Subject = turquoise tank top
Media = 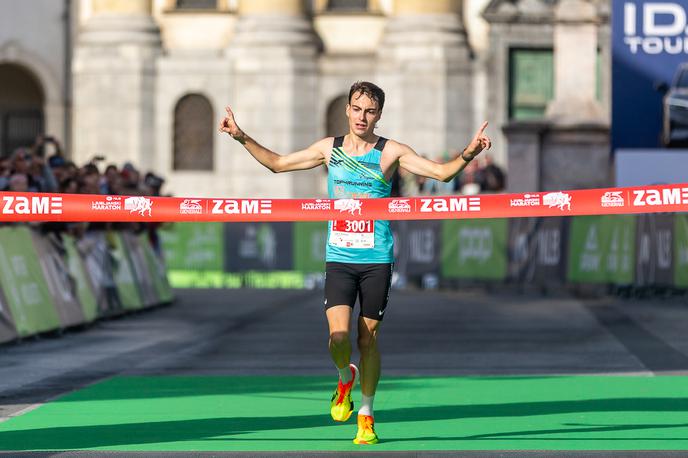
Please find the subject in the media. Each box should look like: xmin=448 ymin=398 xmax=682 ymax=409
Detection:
xmin=326 ymin=136 xmax=394 ymax=263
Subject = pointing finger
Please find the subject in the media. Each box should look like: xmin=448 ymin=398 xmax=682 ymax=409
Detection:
xmin=477 ymin=121 xmax=488 ymax=135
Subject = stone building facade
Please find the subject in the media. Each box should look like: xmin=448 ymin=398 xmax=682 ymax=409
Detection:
xmin=0 ymin=0 xmax=611 ymax=198
xmin=0 ymin=0 xmax=74 ymax=155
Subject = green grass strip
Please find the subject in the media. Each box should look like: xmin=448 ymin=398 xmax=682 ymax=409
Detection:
xmin=2 ymin=375 xmax=688 ymax=451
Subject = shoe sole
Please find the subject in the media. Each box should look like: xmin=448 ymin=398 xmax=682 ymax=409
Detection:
xmin=353 ymin=438 xmax=379 ymax=445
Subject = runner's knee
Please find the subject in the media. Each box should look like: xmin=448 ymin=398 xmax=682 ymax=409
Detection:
xmin=330 ymin=330 xmax=349 ymax=347
xmin=357 ymin=332 xmax=377 ymax=354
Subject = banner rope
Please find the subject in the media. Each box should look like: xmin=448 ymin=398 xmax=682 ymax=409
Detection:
xmin=0 ymin=183 xmax=686 ymax=222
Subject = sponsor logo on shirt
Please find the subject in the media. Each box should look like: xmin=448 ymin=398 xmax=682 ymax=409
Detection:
xmin=334 ymin=179 xmax=372 ymax=188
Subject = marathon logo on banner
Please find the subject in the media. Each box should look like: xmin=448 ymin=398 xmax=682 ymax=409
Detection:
xmin=419 ymin=197 xmax=480 ymax=213
xmin=211 ymin=199 xmax=272 ymax=215
xmin=301 ymin=199 xmax=331 ymax=211
xmin=510 ymin=193 xmax=541 ymax=207
xmin=2 ymin=196 xmax=62 ymax=215
xmin=92 ymin=196 xmax=122 ymax=211
xmin=633 ymin=186 xmax=688 ymax=206
xmin=624 ymin=2 xmax=688 ymax=55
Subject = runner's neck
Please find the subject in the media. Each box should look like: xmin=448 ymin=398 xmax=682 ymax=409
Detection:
xmin=344 ymin=133 xmax=379 ymax=156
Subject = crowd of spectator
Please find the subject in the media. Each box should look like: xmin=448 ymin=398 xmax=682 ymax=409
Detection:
xmin=0 ymin=135 xmax=165 ymax=198
xmin=1 ymin=134 xmax=167 ymax=255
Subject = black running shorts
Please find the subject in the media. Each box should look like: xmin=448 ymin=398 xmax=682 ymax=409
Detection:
xmin=324 ymin=262 xmax=394 ymax=321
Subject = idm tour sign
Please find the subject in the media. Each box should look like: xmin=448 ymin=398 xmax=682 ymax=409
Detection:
xmin=623 ymin=2 xmax=688 ymax=54
xmin=613 ymin=1 xmax=688 ymax=149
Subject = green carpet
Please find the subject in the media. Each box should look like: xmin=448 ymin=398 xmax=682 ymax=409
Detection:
xmin=2 ymin=375 xmax=688 ymax=451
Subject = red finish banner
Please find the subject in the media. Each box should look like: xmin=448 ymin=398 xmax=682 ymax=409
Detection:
xmin=0 ymin=183 xmax=687 ymax=222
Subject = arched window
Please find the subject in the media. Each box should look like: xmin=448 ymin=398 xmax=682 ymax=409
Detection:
xmin=173 ymin=94 xmax=214 ymax=171
xmin=326 ymin=0 xmax=368 ymax=11
xmin=326 ymin=95 xmax=349 ymax=137
xmin=0 ymin=64 xmax=44 ymax=156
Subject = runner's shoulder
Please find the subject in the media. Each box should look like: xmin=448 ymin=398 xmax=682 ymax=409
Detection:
xmin=306 ymin=137 xmax=335 ymax=158
xmin=312 ymin=136 xmax=336 ymax=151
xmin=380 ymin=138 xmax=413 ymax=157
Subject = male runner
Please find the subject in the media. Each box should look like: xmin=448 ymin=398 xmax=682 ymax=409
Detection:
xmin=219 ymin=81 xmax=491 ymax=444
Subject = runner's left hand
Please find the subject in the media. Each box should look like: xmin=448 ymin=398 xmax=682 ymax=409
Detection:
xmin=463 ymin=121 xmax=492 ymax=160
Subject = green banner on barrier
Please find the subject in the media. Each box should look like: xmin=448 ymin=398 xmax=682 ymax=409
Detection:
xmin=293 ymin=222 xmax=327 ymax=273
xmin=111 ymin=232 xmax=144 ymax=310
xmin=441 ymin=219 xmax=507 ymax=280
xmin=167 ymin=270 xmax=305 ymax=289
xmin=139 ymin=233 xmax=174 ymax=303
xmin=567 ymin=215 xmax=636 ymax=284
xmin=675 ymin=214 xmax=688 ymax=288
xmin=0 ymin=226 xmax=60 ymax=336
xmin=63 ymin=235 xmax=99 ymax=322
xmin=161 ymin=223 xmax=223 ymax=271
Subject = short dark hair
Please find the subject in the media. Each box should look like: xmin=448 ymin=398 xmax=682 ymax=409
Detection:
xmin=348 ymin=81 xmax=385 ymax=111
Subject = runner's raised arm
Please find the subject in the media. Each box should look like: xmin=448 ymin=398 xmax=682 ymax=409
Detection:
xmin=219 ymin=106 xmax=330 ymax=173
xmin=395 ymin=121 xmax=492 ymax=182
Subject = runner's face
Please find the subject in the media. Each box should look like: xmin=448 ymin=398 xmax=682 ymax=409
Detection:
xmin=346 ymin=92 xmax=381 ymax=137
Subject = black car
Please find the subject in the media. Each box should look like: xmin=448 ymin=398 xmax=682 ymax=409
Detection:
xmin=661 ymin=63 xmax=688 ymax=146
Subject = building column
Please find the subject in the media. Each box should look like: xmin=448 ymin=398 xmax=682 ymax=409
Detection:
xmin=505 ymin=0 xmax=610 ymax=193
xmin=376 ymin=0 xmax=473 ymax=156
xmin=72 ymin=0 xmax=161 ymax=170
xmin=227 ymin=0 xmax=319 ymax=198
xmin=536 ymin=0 xmax=610 ymax=191
xmin=545 ymin=0 xmax=604 ymax=124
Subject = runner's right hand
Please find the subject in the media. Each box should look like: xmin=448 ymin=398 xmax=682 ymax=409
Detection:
xmin=219 ymin=106 xmax=246 ymax=143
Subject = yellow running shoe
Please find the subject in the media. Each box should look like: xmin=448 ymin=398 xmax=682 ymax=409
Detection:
xmin=353 ymin=414 xmax=378 ymax=444
xmin=330 ymin=363 xmax=358 ymax=422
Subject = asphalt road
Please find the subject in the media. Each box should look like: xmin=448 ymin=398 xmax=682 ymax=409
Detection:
xmin=1 ymin=287 xmax=688 ymax=457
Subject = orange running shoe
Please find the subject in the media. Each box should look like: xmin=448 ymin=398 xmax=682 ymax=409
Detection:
xmin=353 ymin=414 xmax=379 ymax=444
xmin=329 ymin=363 xmax=358 ymax=422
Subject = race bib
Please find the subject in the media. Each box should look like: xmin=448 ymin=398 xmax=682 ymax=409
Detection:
xmin=329 ymin=220 xmax=375 ymax=249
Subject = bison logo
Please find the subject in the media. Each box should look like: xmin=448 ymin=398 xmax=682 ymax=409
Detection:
xmin=124 ymin=197 xmax=153 ymax=216
xmin=334 ymin=198 xmax=362 ymax=215
xmin=542 ymin=192 xmax=571 ymax=211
